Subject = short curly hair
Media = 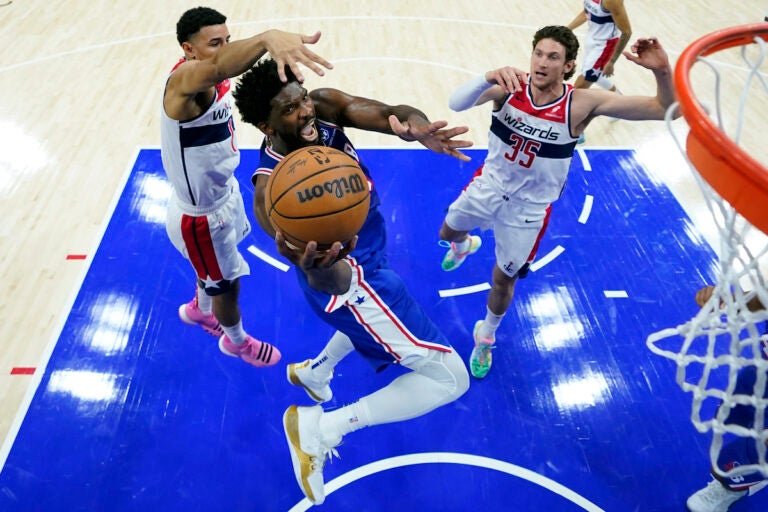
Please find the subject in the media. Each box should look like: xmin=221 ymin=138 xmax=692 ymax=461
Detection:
xmin=532 ymin=26 xmax=580 ymax=81
xmin=176 ymin=7 xmax=226 ymax=45
xmin=233 ymin=58 xmax=298 ymax=127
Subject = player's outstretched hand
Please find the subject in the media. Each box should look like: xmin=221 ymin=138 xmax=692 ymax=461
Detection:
xmin=389 ymin=116 xmax=473 ymax=162
xmin=622 ymin=37 xmax=670 ymax=71
xmin=262 ymin=29 xmax=334 ymax=83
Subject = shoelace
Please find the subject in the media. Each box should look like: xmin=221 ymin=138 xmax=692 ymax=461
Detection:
xmin=311 ymin=445 xmax=341 ymax=472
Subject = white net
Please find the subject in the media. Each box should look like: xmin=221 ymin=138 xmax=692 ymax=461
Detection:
xmin=646 ymin=30 xmax=768 ymax=480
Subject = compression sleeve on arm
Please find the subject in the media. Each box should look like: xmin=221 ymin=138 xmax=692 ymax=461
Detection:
xmin=448 ymin=74 xmax=493 ymax=111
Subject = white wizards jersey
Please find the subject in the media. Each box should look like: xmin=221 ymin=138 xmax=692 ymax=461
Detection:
xmin=161 ymin=59 xmax=239 ymax=211
xmin=584 ymin=0 xmax=620 ymax=41
xmin=483 ymin=83 xmax=578 ymax=205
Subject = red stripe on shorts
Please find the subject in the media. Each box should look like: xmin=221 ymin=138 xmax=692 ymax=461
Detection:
xmin=181 ymin=215 xmax=224 ymax=281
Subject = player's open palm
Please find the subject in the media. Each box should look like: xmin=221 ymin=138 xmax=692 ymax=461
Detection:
xmin=388 ymin=116 xmax=473 ymax=162
xmin=262 ymin=29 xmax=333 ymax=82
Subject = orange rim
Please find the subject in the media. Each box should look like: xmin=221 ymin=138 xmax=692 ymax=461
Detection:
xmin=675 ymin=23 xmax=768 ymax=234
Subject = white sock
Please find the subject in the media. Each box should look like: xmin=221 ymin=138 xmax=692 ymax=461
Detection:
xmin=222 ymin=320 xmax=247 ymax=345
xmin=196 ymin=287 xmax=213 ymax=315
xmin=452 ymin=235 xmax=471 ymax=254
xmin=596 ymin=74 xmax=615 ymax=91
xmin=312 ymin=331 xmax=354 ymax=380
xmin=319 ymin=400 xmax=370 ymax=443
xmin=480 ymin=306 xmax=505 ymax=339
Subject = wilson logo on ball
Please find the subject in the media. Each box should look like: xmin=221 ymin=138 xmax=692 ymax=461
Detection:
xmin=295 ymin=174 xmax=367 ymax=203
xmin=266 ymin=146 xmax=371 ymax=250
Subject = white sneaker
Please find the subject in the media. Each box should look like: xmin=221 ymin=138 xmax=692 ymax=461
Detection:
xmin=283 ymin=405 xmax=341 ymax=505
xmin=287 ymin=359 xmax=333 ymax=403
xmin=686 ymin=479 xmax=747 ymax=512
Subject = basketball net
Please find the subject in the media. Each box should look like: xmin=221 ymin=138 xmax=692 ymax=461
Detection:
xmin=646 ymin=24 xmax=768 ymax=480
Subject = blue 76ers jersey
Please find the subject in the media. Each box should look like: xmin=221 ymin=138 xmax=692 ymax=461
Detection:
xmin=254 ymin=119 xmax=386 ymax=269
xmin=253 ymin=120 xmax=451 ymax=368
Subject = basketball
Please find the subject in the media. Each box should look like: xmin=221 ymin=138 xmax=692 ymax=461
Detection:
xmin=265 ymin=146 xmax=371 ymax=251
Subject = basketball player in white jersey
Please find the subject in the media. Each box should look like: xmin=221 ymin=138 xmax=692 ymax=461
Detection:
xmin=161 ymin=6 xmax=331 ymax=367
xmin=439 ymin=26 xmax=676 ymax=379
xmin=567 ymin=0 xmax=631 ymax=93
xmin=568 ymin=0 xmax=632 ymax=143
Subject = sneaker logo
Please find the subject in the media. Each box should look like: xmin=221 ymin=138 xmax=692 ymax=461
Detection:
xmin=310 ymin=356 xmax=328 ymax=370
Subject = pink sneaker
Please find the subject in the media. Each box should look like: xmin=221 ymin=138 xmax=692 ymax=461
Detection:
xmin=219 ymin=335 xmax=281 ymax=368
xmin=178 ymin=298 xmax=223 ymax=337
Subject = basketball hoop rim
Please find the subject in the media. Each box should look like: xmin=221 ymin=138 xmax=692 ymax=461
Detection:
xmin=675 ymin=23 xmax=768 ymax=234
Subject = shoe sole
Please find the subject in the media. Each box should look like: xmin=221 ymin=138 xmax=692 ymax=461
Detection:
xmin=217 ymin=336 xmax=239 ymax=358
xmin=283 ymin=406 xmax=323 ymax=504
xmin=287 ymin=362 xmax=328 ymax=403
xmin=179 ymin=305 xmax=222 ymax=337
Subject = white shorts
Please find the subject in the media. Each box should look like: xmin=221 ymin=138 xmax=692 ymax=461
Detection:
xmin=166 ymin=179 xmax=251 ymax=295
xmin=580 ymin=36 xmax=619 ymax=82
xmin=445 ymin=174 xmax=550 ymax=278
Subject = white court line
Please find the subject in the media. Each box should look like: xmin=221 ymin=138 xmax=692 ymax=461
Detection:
xmin=604 ymin=290 xmax=629 ymax=298
xmin=576 ymin=148 xmax=591 ymax=172
xmin=0 ymin=147 xmax=142 ymax=471
xmin=288 ymin=452 xmax=605 ymax=512
xmin=529 ymin=245 xmax=565 ymax=272
xmin=247 ymin=245 xmax=290 ymax=272
xmin=578 ymin=195 xmax=594 ymax=224
xmin=438 ymin=282 xmax=491 ymax=298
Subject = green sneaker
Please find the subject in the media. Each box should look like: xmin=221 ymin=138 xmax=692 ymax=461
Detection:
xmin=469 ymin=320 xmax=495 ymax=379
xmin=441 ymin=235 xmax=482 ymax=271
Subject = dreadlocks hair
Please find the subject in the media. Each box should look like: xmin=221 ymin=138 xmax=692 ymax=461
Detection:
xmin=176 ymin=6 xmax=226 ymax=45
xmin=233 ymin=58 xmax=299 ymax=127
xmin=532 ymin=25 xmax=580 ymax=81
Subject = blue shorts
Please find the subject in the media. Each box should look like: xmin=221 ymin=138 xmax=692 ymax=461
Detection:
xmin=717 ymin=365 xmax=768 ymax=490
xmin=297 ymin=258 xmax=451 ymax=371
xmin=717 ymin=437 xmax=767 ymax=490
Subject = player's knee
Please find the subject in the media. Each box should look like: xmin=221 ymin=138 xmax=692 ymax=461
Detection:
xmin=445 ymin=349 xmax=470 ymax=399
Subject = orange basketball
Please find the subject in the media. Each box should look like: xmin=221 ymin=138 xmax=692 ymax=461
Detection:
xmin=265 ymin=146 xmax=370 ymax=251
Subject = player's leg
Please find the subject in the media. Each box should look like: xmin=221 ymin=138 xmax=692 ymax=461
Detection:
xmin=687 ymin=436 xmax=766 ymax=511
xmin=208 ymin=192 xmax=279 ymax=367
xmin=287 ymin=330 xmax=355 ymax=403
xmin=321 ymin=347 xmax=469 ymax=436
xmin=440 ymin=171 xmax=495 ymax=271
xmin=469 ymin=203 xmax=550 ymax=378
xmin=166 ymin=197 xmax=224 ymax=336
xmin=283 ymin=347 xmax=469 ymax=504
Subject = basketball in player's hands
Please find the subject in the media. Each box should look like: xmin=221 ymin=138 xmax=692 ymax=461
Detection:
xmin=265 ymin=146 xmax=370 ymax=251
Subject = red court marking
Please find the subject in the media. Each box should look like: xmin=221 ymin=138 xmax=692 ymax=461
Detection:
xmin=10 ymin=367 xmax=36 ymax=375
xmin=66 ymin=254 xmax=87 ymax=260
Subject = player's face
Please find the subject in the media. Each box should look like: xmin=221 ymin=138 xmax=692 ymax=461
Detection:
xmin=529 ymin=38 xmax=574 ymax=89
xmin=267 ymin=82 xmax=319 ymax=152
xmin=183 ymin=24 xmax=231 ymax=61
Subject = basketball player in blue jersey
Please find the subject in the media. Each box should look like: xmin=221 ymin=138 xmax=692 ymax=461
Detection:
xmin=232 ymin=58 xmax=472 ymax=504
xmin=161 ymin=6 xmax=332 ymax=368
xmin=687 ymin=286 xmax=768 ymax=512
xmin=439 ymin=26 xmax=677 ymax=379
